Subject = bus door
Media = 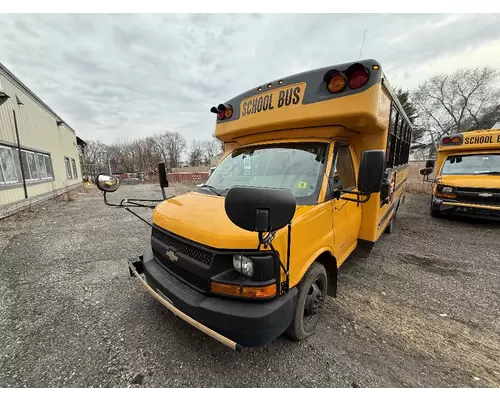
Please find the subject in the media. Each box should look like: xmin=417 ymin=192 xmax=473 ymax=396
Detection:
xmin=327 ymin=143 xmax=362 ymax=262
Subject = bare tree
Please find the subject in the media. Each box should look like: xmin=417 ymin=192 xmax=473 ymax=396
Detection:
xmin=413 ymin=67 xmax=500 ymax=152
xmin=80 ymin=140 xmax=109 ymax=176
xmin=155 ymin=131 xmax=186 ymax=169
xmin=189 ymin=140 xmax=203 ymax=167
xmin=201 ymin=138 xmax=223 ymax=166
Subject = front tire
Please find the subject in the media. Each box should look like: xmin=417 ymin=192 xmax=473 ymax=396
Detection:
xmin=285 ymin=262 xmax=327 ymax=341
xmin=384 ymin=214 xmax=395 ymax=234
xmin=430 ymin=196 xmax=442 ymax=218
xmin=430 ymin=208 xmax=442 ymax=218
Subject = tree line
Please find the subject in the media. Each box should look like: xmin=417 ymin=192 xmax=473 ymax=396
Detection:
xmin=396 ymin=66 xmax=500 ymax=158
xmin=81 ymin=131 xmax=223 ymax=176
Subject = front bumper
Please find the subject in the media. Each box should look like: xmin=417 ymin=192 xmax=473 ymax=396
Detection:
xmin=432 ymin=196 xmax=500 ymax=220
xmin=129 ymin=245 xmax=298 ymax=349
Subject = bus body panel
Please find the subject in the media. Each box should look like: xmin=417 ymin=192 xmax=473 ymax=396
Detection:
xmin=216 ymin=84 xmax=387 ymax=142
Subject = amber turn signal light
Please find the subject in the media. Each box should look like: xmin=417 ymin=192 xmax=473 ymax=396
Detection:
xmin=327 ymin=73 xmax=347 ymax=94
xmin=435 ymin=192 xmax=456 ymax=199
xmin=210 ymin=281 xmax=276 ymax=299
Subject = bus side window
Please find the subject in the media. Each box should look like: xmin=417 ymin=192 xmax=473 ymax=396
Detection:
xmin=328 ymin=145 xmax=356 ymax=198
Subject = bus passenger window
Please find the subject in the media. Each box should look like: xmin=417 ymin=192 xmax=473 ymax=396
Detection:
xmin=332 ymin=146 xmax=356 ymax=191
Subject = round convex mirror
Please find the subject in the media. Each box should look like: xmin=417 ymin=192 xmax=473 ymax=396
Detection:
xmin=96 ymin=174 xmax=120 ymax=192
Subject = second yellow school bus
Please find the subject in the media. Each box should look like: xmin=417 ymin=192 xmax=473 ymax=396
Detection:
xmin=421 ymin=128 xmax=500 ymax=220
xmin=99 ymin=59 xmax=414 ymax=349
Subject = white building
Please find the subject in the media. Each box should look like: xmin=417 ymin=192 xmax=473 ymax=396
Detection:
xmin=0 ymin=63 xmax=85 ymax=219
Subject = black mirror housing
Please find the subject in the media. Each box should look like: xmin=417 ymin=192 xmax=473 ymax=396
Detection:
xmin=420 ymin=167 xmax=433 ymax=176
xmin=158 ymin=162 xmax=168 ymax=188
xmin=225 ymin=187 xmax=296 ymax=232
xmin=425 ymin=159 xmax=435 ymax=169
xmin=357 ymin=150 xmax=385 ymax=194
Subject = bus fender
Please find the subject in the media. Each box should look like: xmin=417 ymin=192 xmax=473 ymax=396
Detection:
xmin=315 ymin=251 xmax=337 ymax=298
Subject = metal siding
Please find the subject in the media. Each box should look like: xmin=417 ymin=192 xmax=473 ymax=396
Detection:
xmin=0 ymin=69 xmax=80 ymax=207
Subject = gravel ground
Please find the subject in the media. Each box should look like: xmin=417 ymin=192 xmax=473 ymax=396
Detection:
xmin=1 ymin=184 xmax=499 ymax=388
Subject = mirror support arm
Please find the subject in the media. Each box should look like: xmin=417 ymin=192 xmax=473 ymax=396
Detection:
xmin=340 ymin=193 xmax=371 ymax=204
xmin=124 ymin=207 xmax=153 ymax=227
xmin=335 ymin=189 xmax=372 ymax=204
xmin=103 ymin=192 xmax=167 ymax=209
xmin=258 ymin=223 xmax=292 ymax=295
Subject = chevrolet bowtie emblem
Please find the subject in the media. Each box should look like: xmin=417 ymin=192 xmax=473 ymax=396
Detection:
xmin=478 ymin=192 xmax=493 ymax=197
xmin=165 ymin=249 xmax=179 ymax=262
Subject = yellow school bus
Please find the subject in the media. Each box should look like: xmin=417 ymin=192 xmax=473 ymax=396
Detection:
xmin=420 ymin=129 xmax=500 ymax=220
xmin=96 ymin=59 xmax=413 ymax=350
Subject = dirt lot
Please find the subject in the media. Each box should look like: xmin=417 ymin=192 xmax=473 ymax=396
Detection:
xmin=1 ymin=184 xmax=499 ymax=388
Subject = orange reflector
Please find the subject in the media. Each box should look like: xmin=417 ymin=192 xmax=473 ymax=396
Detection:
xmin=327 ymin=73 xmax=347 ymax=94
xmin=451 ymin=136 xmax=460 ymax=143
xmin=210 ymin=282 xmax=276 ymax=299
xmin=435 ymin=192 xmax=456 ymax=199
xmin=224 ymin=106 xmax=233 ymax=119
xmin=372 ymin=65 xmax=379 ymax=70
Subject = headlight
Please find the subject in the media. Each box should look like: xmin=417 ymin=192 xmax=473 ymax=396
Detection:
xmin=441 ymin=186 xmax=453 ymax=193
xmin=233 ymin=255 xmax=254 ymax=277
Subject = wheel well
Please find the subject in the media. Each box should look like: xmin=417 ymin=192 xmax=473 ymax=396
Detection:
xmin=316 ymin=251 xmax=337 ymax=297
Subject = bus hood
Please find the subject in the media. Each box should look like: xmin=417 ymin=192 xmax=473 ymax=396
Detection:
xmin=437 ymin=175 xmax=500 ymax=189
xmin=152 ymin=191 xmax=308 ymax=249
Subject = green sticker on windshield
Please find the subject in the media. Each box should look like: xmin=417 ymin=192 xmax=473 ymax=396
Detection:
xmin=297 ymin=181 xmax=307 ymax=189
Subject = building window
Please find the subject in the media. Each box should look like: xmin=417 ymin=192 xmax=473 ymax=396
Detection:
xmin=27 ymin=151 xmax=39 ymax=180
xmin=36 ymin=153 xmax=54 ymax=180
xmin=0 ymin=145 xmax=19 ymax=184
xmin=21 ymin=149 xmax=53 ymax=182
xmin=71 ymin=158 xmax=78 ymax=179
xmin=65 ymin=157 xmax=73 ymax=180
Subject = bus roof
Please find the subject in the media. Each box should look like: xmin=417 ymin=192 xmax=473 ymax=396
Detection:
xmin=438 ymin=129 xmax=500 ymax=152
xmin=212 ymin=59 xmax=411 ymax=142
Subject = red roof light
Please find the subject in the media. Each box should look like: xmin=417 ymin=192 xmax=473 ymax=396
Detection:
xmin=346 ymin=64 xmax=369 ymax=89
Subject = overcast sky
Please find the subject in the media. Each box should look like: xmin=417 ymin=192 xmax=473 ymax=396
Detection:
xmin=1 ymin=13 xmax=499 ymax=145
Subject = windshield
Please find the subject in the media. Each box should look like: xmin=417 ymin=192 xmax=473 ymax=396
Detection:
xmin=441 ymin=154 xmax=500 ymax=175
xmin=202 ymin=142 xmax=328 ymax=204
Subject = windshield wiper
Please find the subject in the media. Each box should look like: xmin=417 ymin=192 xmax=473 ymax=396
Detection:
xmin=200 ymin=184 xmax=223 ymax=196
xmin=474 ymin=171 xmax=500 ymax=175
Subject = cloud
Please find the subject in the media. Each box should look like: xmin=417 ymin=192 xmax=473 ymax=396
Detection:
xmin=0 ymin=13 xmax=499 ymax=145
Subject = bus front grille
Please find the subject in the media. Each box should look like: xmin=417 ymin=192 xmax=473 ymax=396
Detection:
xmin=455 ymin=187 xmax=500 ymax=206
xmin=153 ymin=249 xmax=210 ymax=292
xmin=151 ymin=227 xmax=213 ymax=266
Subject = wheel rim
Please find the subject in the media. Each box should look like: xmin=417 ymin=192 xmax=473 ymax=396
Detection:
xmin=303 ymin=278 xmax=325 ymax=328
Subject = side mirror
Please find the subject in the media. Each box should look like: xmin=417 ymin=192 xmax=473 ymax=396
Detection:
xmin=96 ymin=174 xmax=120 ymax=192
xmin=224 ymin=187 xmax=296 ymax=232
xmin=420 ymin=167 xmax=433 ymax=176
xmin=158 ymin=162 xmax=168 ymax=188
xmin=357 ymin=150 xmax=385 ymax=194
xmin=425 ymin=160 xmax=435 ymax=169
